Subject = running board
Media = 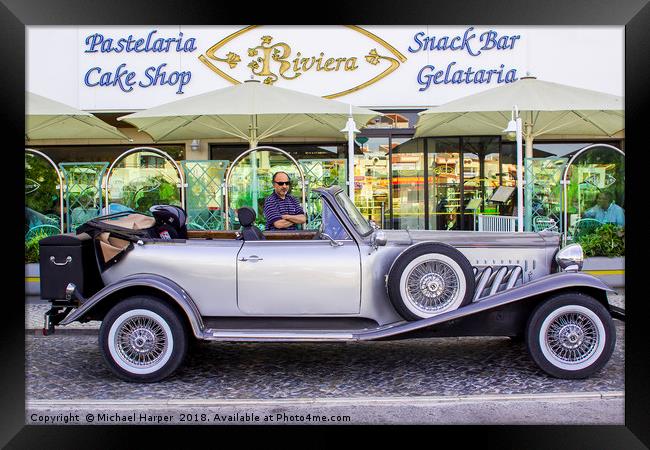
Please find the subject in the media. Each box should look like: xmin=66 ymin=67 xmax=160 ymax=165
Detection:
xmin=203 ymin=329 xmax=356 ymax=342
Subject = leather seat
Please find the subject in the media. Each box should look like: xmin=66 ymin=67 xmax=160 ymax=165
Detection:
xmin=237 ymin=207 xmax=265 ymax=241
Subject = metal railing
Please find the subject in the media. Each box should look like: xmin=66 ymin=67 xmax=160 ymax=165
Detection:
xmin=477 ymin=214 xmax=518 ymax=232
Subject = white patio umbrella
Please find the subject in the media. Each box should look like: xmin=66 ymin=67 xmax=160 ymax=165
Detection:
xmin=119 ymin=79 xmax=380 ymax=204
xmin=118 ymin=79 xmax=379 ymax=146
xmin=415 ymin=77 xmax=624 ymax=157
xmin=415 ymin=77 xmax=624 ymax=231
xmin=26 ymin=92 xmax=130 ymax=141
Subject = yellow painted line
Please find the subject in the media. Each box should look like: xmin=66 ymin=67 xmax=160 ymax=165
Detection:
xmin=25 ymin=277 xmax=40 ymax=282
xmin=584 ymin=270 xmax=625 ymax=276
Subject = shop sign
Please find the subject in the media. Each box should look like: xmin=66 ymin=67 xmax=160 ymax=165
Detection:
xmin=408 ymin=27 xmax=520 ymax=91
xmin=199 ymin=26 xmax=407 ymax=99
xmin=82 ymin=30 xmax=197 ymax=94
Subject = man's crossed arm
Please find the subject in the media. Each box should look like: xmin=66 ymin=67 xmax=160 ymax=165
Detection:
xmin=273 ymin=214 xmax=306 ymax=229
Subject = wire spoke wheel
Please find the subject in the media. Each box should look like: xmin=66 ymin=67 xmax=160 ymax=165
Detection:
xmin=544 ymin=311 xmax=599 ymax=365
xmin=115 ymin=315 xmax=168 ymax=369
xmin=527 ymin=294 xmax=615 ymax=379
xmin=105 ymin=306 xmax=178 ymax=378
xmin=405 ymin=260 xmax=460 ymax=313
xmin=390 ymin=244 xmax=474 ymax=321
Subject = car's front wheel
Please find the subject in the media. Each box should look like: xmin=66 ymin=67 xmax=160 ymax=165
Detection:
xmin=526 ymin=292 xmax=616 ymax=379
xmin=99 ymin=296 xmax=188 ymax=382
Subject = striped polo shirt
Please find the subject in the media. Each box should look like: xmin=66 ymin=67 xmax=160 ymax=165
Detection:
xmin=263 ymin=192 xmax=305 ymax=231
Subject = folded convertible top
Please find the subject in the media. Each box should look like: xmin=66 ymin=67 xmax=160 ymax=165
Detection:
xmin=76 ymin=212 xmax=158 ymax=267
xmin=77 ymin=212 xmax=156 ymax=239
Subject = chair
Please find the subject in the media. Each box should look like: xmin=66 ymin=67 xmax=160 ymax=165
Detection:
xmin=533 ymin=216 xmax=558 ymax=232
xmin=237 ymin=207 xmax=265 ymax=241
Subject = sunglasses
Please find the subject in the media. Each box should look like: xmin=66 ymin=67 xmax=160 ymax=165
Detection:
xmin=274 ymin=181 xmax=291 ymax=186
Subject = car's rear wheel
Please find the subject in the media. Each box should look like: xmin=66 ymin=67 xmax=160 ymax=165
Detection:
xmin=99 ymin=296 xmax=188 ymax=382
xmin=525 ymin=292 xmax=616 ymax=379
xmin=387 ymin=243 xmax=475 ymax=321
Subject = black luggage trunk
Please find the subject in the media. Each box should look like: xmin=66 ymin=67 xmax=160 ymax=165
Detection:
xmin=39 ymin=233 xmax=103 ymax=300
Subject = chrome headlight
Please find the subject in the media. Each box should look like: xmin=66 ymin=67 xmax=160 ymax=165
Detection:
xmin=555 ymin=244 xmax=584 ymax=272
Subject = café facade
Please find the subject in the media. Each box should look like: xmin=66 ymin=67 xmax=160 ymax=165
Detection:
xmin=26 ymin=25 xmax=624 ymax=233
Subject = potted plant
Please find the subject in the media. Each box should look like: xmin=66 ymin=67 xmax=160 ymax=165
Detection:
xmin=578 ymin=223 xmax=625 ymax=287
xmin=25 ymin=231 xmax=46 ymax=297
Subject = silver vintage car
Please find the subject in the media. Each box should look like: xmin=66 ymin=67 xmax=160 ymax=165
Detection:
xmin=39 ymin=184 xmax=621 ymax=382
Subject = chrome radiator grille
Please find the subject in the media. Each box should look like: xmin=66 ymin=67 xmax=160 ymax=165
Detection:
xmin=472 ymin=265 xmax=524 ymax=301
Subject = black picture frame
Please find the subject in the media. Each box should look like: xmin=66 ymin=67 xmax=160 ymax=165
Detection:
xmin=4 ymin=0 xmax=649 ymax=446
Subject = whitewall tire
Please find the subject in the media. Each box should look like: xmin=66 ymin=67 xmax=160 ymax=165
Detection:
xmin=526 ymin=292 xmax=616 ymax=379
xmin=99 ymin=296 xmax=188 ymax=382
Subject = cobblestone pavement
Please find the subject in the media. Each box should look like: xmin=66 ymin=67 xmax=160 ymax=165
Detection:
xmin=26 ymin=321 xmax=624 ymax=401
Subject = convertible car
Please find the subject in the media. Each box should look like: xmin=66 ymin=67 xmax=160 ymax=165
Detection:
xmin=38 ymin=185 xmax=623 ymax=382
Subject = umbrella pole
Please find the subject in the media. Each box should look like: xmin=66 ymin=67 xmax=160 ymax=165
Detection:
xmin=524 ymin=123 xmax=534 ymax=231
xmin=250 ymin=115 xmax=259 ymax=216
xmin=348 ymin=129 xmax=355 ymax=203
xmin=342 ymin=105 xmax=359 ymax=203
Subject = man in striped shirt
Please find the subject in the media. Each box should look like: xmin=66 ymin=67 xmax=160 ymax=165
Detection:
xmin=263 ymin=171 xmax=306 ymax=231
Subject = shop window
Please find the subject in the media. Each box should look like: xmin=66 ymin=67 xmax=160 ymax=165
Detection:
xmin=354 ymin=137 xmax=390 ymax=228
xmin=139 ymin=154 xmax=166 ymax=168
xmin=565 ymin=145 xmax=625 ymax=249
xmin=462 ymin=137 xmax=500 ymax=230
xmin=363 ymin=110 xmax=421 ymax=129
xmin=365 ymin=113 xmax=410 ymax=129
xmin=500 ymin=143 xmax=517 ymax=187
xmin=391 ymin=138 xmax=424 ymax=230
xmin=210 ymin=143 xmax=348 ymax=163
xmin=28 ymin=144 xmax=185 ymax=165
xmin=427 ymin=138 xmax=461 ymax=230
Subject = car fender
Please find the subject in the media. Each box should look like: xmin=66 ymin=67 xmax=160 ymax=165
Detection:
xmin=358 ymin=271 xmax=615 ymax=341
xmin=59 ymin=273 xmax=204 ymax=337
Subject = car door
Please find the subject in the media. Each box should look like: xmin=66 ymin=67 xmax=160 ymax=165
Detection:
xmin=237 ymin=201 xmax=361 ymax=315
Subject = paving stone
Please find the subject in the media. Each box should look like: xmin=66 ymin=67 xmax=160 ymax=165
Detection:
xmin=25 ymin=321 xmax=624 ymax=401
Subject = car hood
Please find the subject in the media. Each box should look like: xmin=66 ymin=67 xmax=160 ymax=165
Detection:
xmin=379 ymin=229 xmax=561 ymax=248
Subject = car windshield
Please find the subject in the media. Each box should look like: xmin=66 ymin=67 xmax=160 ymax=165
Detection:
xmin=334 ymin=191 xmax=373 ymax=236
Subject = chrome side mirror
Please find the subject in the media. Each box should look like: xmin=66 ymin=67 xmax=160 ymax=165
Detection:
xmin=368 ymin=219 xmax=380 ymax=230
xmin=369 ymin=230 xmax=388 ymax=254
xmin=373 ymin=230 xmax=387 ymax=247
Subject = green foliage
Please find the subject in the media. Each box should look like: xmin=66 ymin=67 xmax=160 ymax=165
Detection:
xmin=121 ymin=175 xmax=180 ymax=213
xmin=577 ymin=223 xmax=625 ymax=258
xmin=25 ymin=231 xmax=49 ymax=264
xmin=231 ymin=190 xmax=269 ymax=228
xmin=25 ymin=155 xmax=60 ymax=216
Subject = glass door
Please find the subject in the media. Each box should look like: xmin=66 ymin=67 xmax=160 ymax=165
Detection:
xmin=461 ymin=137 xmax=500 ymax=230
xmin=391 ymin=138 xmax=425 ymax=230
xmin=427 ymin=138 xmax=461 ymax=230
xmin=354 ymin=137 xmax=390 ymax=228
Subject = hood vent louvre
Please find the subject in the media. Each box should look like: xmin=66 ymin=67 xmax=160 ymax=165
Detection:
xmin=472 ymin=265 xmax=524 ymax=302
